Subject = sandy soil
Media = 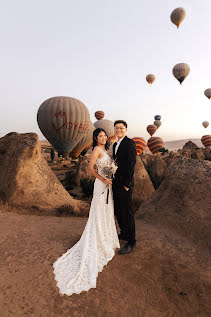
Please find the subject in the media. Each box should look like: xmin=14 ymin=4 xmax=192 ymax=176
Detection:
xmin=0 ymin=207 xmax=210 ymax=317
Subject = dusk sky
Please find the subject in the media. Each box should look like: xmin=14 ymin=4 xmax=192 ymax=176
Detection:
xmin=0 ymin=0 xmax=211 ymax=141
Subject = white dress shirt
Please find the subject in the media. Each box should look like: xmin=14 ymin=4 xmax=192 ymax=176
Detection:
xmin=115 ymin=136 xmax=125 ymax=155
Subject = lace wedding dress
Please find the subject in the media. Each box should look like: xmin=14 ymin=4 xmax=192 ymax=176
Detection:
xmin=53 ymin=151 xmax=120 ymax=296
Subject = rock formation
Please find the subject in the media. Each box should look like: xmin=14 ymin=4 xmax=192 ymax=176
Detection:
xmin=0 ymin=132 xmax=86 ymax=213
xmin=74 ymin=156 xmax=95 ymax=186
xmin=138 ymin=157 xmax=211 ymax=248
xmin=133 ymin=156 xmax=154 ymax=211
xmin=182 ymin=140 xmax=198 ymax=152
xmin=141 ymin=155 xmax=167 ymax=189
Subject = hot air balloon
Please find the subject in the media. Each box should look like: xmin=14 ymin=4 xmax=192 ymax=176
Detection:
xmin=201 ymin=135 xmax=211 ymax=148
xmin=94 ymin=119 xmax=115 ymax=138
xmin=202 ymin=121 xmax=209 ymax=129
xmin=154 ymin=115 xmax=161 ymax=121
xmin=170 ymin=7 xmax=186 ymax=28
xmin=132 ymin=137 xmax=147 ymax=155
xmin=147 ymin=137 xmax=164 ymax=154
xmin=37 ymin=96 xmax=90 ymax=158
xmin=154 ymin=120 xmax=162 ymax=129
xmin=147 ymin=124 xmax=157 ymax=136
xmin=108 ymin=135 xmax=117 ymax=144
xmin=146 ymin=74 xmax=155 ymax=85
xmin=69 ymin=122 xmax=95 ymax=159
xmin=95 ymin=111 xmax=104 ymax=120
xmin=172 ymin=63 xmax=190 ymax=84
xmin=204 ymin=89 xmax=211 ymax=100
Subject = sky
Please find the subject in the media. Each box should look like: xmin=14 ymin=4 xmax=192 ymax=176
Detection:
xmin=0 ymin=0 xmax=211 ymax=142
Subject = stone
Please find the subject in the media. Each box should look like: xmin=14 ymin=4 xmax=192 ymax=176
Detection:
xmin=133 ymin=157 xmax=155 ymax=211
xmin=191 ymin=149 xmax=205 ymax=160
xmin=0 ymin=132 xmax=85 ymax=213
xmin=137 ymin=157 xmax=211 ymax=248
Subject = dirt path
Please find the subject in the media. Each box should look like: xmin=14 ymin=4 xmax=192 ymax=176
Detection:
xmin=0 ymin=209 xmax=210 ymax=317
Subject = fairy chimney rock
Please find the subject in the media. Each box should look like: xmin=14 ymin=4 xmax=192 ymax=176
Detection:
xmin=0 ymin=132 xmax=82 ymax=212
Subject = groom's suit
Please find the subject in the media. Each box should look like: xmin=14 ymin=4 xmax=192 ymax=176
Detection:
xmin=112 ymin=136 xmax=137 ymax=245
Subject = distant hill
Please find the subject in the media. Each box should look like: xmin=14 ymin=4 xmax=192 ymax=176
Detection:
xmin=40 ymin=138 xmax=203 ymax=151
xmin=164 ymin=138 xmax=202 ymax=151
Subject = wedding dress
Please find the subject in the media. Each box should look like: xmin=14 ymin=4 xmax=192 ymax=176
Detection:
xmin=53 ymin=151 xmax=120 ymax=296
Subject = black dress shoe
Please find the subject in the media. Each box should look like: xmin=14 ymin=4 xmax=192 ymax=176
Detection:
xmin=118 ymin=242 xmax=136 ymax=255
xmin=118 ymin=234 xmax=127 ymax=241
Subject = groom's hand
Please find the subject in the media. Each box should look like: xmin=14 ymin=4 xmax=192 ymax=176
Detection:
xmin=124 ymin=186 xmax=129 ymax=191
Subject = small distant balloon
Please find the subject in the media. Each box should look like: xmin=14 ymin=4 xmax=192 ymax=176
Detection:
xmin=170 ymin=7 xmax=186 ymax=28
xmin=154 ymin=120 xmax=162 ymax=129
xmin=147 ymin=124 xmax=157 ymax=136
xmin=172 ymin=63 xmax=190 ymax=84
xmin=132 ymin=137 xmax=147 ymax=155
xmin=204 ymin=89 xmax=211 ymax=100
xmin=147 ymin=137 xmax=164 ymax=154
xmin=94 ymin=119 xmax=115 ymax=138
xmin=201 ymin=135 xmax=211 ymax=148
xmin=146 ymin=74 xmax=155 ymax=85
xmin=95 ymin=111 xmax=104 ymax=120
xmin=154 ymin=115 xmax=161 ymax=121
xmin=202 ymin=121 xmax=209 ymax=129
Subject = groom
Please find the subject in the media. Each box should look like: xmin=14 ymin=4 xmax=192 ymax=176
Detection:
xmin=112 ymin=120 xmax=137 ymax=254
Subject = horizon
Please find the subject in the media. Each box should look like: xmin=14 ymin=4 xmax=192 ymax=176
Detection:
xmin=0 ymin=0 xmax=211 ymax=142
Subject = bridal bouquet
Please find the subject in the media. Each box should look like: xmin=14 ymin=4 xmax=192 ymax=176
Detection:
xmin=101 ymin=159 xmax=118 ymax=204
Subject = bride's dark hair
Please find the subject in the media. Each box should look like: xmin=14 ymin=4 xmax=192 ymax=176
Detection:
xmin=92 ymin=128 xmax=109 ymax=150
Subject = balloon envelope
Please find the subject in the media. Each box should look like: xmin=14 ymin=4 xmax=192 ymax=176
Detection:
xmin=146 ymin=74 xmax=155 ymax=85
xmin=201 ymin=135 xmax=211 ymax=148
xmin=172 ymin=63 xmax=190 ymax=84
xmin=70 ymin=122 xmax=95 ymax=159
xmin=170 ymin=7 xmax=186 ymax=28
xmin=154 ymin=120 xmax=162 ymax=129
xmin=154 ymin=115 xmax=161 ymax=120
xmin=204 ymin=89 xmax=211 ymax=99
xmin=132 ymin=137 xmax=147 ymax=155
xmin=202 ymin=121 xmax=209 ymax=129
xmin=37 ymin=96 xmax=90 ymax=157
xmin=95 ymin=111 xmax=104 ymax=120
xmin=147 ymin=137 xmax=164 ymax=154
xmin=94 ymin=119 xmax=115 ymax=138
xmin=147 ymin=124 xmax=157 ymax=136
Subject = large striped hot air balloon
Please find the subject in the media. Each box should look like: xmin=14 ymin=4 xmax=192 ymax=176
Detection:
xmin=108 ymin=135 xmax=117 ymax=144
xmin=201 ymin=135 xmax=211 ymax=148
xmin=170 ymin=7 xmax=186 ymax=28
xmin=147 ymin=137 xmax=164 ymax=154
xmin=95 ymin=111 xmax=104 ymax=120
xmin=132 ymin=137 xmax=147 ymax=155
xmin=37 ymin=96 xmax=90 ymax=158
xmin=94 ymin=119 xmax=115 ymax=138
xmin=147 ymin=124 xmax=157 ymax=136
xmin=69 ymin=122 xmax=95 ymax=159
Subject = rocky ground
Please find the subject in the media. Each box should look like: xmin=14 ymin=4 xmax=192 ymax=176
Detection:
xmin=0 ymin=206 xmax=210 ymax=317
xmin=0 ymin=135 xmax=210 ymax=316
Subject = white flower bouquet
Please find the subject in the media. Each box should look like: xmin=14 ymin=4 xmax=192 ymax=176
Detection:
xmin=101 ymin=159 xmax=118 ymax=204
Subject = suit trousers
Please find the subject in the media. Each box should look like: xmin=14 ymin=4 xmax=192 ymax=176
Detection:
xmin=112 ymin=183 xmax=136 ymax=245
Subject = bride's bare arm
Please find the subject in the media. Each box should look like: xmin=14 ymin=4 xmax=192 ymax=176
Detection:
xmin=88 ymin=147 xmax=112 ymax=185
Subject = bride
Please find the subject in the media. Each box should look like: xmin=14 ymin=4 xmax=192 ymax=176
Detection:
xmin=53 ymin=128 xmax=120 ymax=296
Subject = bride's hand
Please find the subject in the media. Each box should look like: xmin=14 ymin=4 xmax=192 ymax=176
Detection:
xmin=103 ymin=178 xmax=112 ymax=185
